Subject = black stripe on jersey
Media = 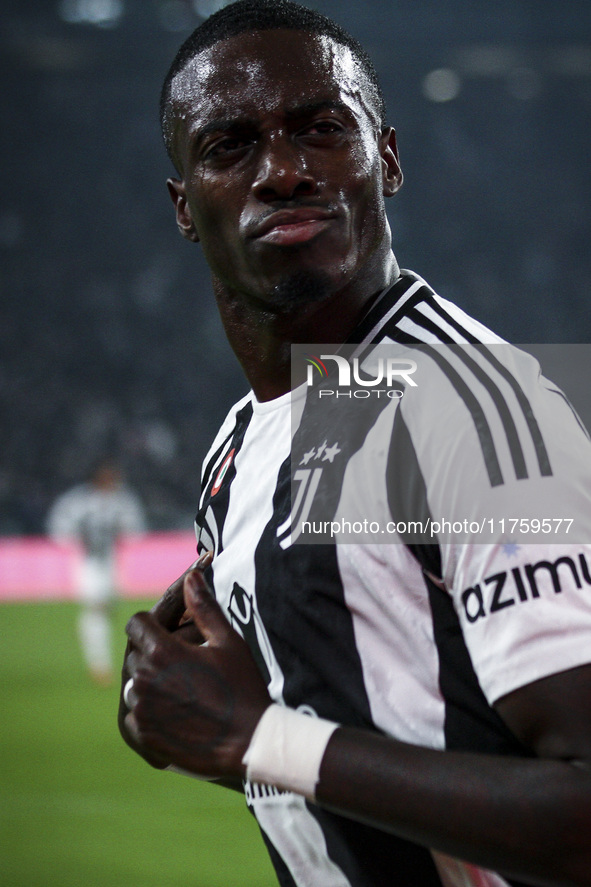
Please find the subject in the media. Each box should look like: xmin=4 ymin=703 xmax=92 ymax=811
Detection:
xmin=255 ymin=448 xmax=448 ymax=886
xmin=387 ymin=408 xmax=435 ymax=542
xmin=347 ymin=288 xmax=550 ymax=488
xmin=421 ymin=567 xmax=534 ymax=887
xmin=257 ymin=392 xmax=395 ymax=721
xmin=346 ymin=279 xmax=507 ymax=487
xmin=390 ymin=334 xmax=505 ymax=487
xmin=419 ymin=344 xmax=505 ymax=486
xmin=201 ymin=430 xmax=237 ymax=496
xmin=414 ymin=295 xmax=482 ymax=345
xmin=451 ymin=348 xmax=528 ymax=479
xmin=308 ymin=804 xmax=444 ymax=887
xmin=406 ymin=308 xmax=530 ymax=480
xmin=480 ymin=347 xmax=552 ymax=477
xmin=422 ymin=299 xmax=553 ymax=478
xmin=347 ymin=273 xmax=431 ymax=346
xmin=255 ymin=462 xmax=378 ymax=726
xmin=196 ymin=400 xmax=254 ymax=555
xmin=424 ymin=566 xmax=532 ymax=757
xmin=346 ymin=330 xmax=505 ymax=488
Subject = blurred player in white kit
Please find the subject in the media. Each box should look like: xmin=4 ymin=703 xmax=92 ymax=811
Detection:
xmin=47 ymin=459 xmax=146 ymax=685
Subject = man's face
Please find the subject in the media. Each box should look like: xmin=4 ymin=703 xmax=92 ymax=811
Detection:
xmin=168 ymin=29 xmax=401 ymax=308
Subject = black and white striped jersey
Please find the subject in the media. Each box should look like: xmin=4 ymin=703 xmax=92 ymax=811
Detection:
xmin=194 ymin=270 xmax=591 ymax=887
xmin=47 ymin=483 xmax=146 ymax=560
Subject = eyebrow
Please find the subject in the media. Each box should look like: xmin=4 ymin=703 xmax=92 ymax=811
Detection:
xmin=192 ymin=99 xmax=353 ymax=143
xmin=284 ymin=99 xmax=352 ymax=119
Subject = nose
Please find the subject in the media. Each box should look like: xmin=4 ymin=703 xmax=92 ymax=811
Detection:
xmin=252 ymin=134 xmax=317 ymax=202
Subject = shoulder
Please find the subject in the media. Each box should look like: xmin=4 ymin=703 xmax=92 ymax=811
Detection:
xmin=209 ymin=390 xmax=254 ymax=447
xmin=200 ymin=391 xmax=255 ymax=474
xmin=356 ymin=269 xmax=506 ymax=348
xmin=51 ymin=483 xmax=92 ymax=510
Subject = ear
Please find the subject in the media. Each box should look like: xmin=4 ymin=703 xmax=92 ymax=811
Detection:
xmin=379 ymin=127 xmax=403 ymax=197
xmin=166 ymin=178 xmax=199 ymax=242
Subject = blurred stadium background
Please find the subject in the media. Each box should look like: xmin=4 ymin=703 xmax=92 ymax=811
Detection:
xmin=1 ymin=0 xmax=589 ymax=884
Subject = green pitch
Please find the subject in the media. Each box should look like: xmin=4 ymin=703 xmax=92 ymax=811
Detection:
xmin=0 ymin=600 xmax=278 ymax=887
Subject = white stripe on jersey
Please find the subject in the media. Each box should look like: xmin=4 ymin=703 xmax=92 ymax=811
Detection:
xmin=336 ymin=540 xmax=446 ymax=749
xmin=255 ymin=793 xmax=351 ymax=887
xmin=359 ymin=270 xmax=503 ymax=350
xmin=431 ymin=295 xmax=508 ymax=345
xmin=395 ymin=313 xmax=454 ymax=344
xmin=209 ymin=396 xmax=291 ymax=705
xmin=351 ymin=277 xmax=426 ymax=354
xmin=410 ymin=301 xmax=492 ymax=345
xmin=199 ymin=391 xmax=253 ymax=487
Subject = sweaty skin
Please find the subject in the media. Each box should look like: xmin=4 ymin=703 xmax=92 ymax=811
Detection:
xmin=166 ymin=30 xmax=402 ymax=400
xmin=120 ymin=29 xmax=591 ymax=887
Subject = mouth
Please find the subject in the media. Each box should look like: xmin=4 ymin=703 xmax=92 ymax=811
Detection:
xmin=250 ymin=208 xmax=336 ymax=246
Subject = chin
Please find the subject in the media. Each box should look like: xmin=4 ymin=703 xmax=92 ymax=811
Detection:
xmin=269 ymin=268 xmax=334 ymax=309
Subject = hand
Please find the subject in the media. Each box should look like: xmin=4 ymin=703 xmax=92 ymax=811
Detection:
xmin=120 ymin=568 xmax=272 ymax=779
xmin=117 ymin=554 xmax=211 ymax=766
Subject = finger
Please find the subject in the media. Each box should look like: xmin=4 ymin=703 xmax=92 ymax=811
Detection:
xmin=125 ymin=649 xmax=140 ymax=677
xmin=126 ymin=610 xmax=175 ymax=658
xmin=150 ymin=574 xmax=186 ymax=629
xmin=123 ymin=711 xmax=169 ymax=769
xmin=120 ymin=638 xmax=134 ymax=679
xmin=183 ymin=569 xmax=234 ymax=647
xmin=150 ymin=551 xmax=214 ymax=630
xmin=198 ymin=550 xmax=214 ymax=570
xmin=124 ymin=710 xmax=141 ymax=745
xmin=178 ymin=553 xmax=214 ymax=625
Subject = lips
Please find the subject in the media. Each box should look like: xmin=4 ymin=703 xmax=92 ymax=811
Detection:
xmin=250 ymin=208 xmax=336 ymax=246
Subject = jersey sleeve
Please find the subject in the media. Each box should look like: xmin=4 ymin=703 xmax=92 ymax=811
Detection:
xmin=397 ymin=342 xmax=591 ymax=704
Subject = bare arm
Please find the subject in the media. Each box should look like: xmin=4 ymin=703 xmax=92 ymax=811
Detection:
xmin=316 ymin=665 xmax=591 ymax=886
xmin=122 ymin=569 xmax=591 ymax=887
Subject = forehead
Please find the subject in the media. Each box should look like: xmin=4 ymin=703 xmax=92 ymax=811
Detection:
xmin=170 ymin=29 xmax=377 ymax=134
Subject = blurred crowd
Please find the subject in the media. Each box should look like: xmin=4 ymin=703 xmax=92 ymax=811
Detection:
xmin=0 ymin=260 xmax=244 ymax=534
xmin=1 ymin=0 xmax=589 ymax=535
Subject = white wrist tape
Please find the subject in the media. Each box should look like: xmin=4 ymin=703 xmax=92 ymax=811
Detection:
xmin=242 ymin=703 xmax=339 ymax=801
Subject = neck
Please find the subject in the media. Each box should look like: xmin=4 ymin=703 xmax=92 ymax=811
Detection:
xmin=214 ymin=251 xmax=399 ymax=402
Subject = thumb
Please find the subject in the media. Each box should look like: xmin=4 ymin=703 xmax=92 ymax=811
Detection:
xmin=151 ymin=551 xmax=213 ymax=629
xmin=183 ymin=569 xmax=233 ymax=647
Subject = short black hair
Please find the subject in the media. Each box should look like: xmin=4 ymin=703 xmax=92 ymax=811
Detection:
xmin=160 ymin=0 xmax=387 ymax=171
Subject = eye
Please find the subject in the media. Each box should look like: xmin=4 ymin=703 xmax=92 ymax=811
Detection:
xmin=298 ymin=119 xmax=346 ymax=143
xmin=307 ymin=120 xmax=342 ymax=134
xmin=203 ymin=135 xmax=254 ymax=160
